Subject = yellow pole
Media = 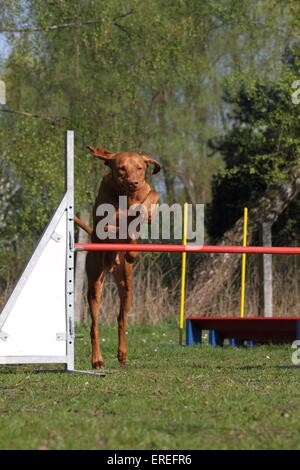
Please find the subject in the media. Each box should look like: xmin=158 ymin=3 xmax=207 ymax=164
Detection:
xmin=240 ymin=207 xmax=248 ymax=318
xmin=179 ymin=203 xmax=188 ymax=345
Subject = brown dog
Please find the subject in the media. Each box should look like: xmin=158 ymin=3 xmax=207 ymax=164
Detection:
xmin=75 ymin=146 xmax=161 ymax=369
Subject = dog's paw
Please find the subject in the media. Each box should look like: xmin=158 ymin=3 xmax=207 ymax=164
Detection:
xmin=117 ymin=351 xmax=127 ymax=366
xmin=92 ymin=360 xmax=104 ymax=370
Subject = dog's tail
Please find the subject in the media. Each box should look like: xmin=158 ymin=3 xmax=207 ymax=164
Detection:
xmin=74 ymin=216 xmax=93 ymax=236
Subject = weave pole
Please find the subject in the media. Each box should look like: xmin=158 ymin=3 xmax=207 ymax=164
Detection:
xmin=240 ymin=208 xmax=248 ymax=318
xmin=179 ymin=203 xmax=188 ymax=345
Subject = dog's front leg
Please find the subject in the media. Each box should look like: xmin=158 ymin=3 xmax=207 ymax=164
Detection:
xmin=113 ymin=257 xmax=133 ymax=365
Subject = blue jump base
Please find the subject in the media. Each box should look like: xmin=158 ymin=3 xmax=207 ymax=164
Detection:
xmin=186 ymin=317 xmax=300 ymax=347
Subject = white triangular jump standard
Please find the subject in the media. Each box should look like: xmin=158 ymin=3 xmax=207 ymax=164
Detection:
xmin=0 ymin=131 xmax=104 ymax=376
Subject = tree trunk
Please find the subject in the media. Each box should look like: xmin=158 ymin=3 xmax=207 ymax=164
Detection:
xmin=186 ymin=166 xmax=300 ymax=314
xmin=258 ymin=222 xmax=273 ymax=317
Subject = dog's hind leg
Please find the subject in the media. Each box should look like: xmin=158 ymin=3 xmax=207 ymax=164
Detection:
xmin=86 ymin=252 xmax=106 ymax=369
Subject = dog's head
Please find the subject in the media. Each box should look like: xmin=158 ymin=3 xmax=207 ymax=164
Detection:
xmin=86 ymin=145 xmax=161 ymax=193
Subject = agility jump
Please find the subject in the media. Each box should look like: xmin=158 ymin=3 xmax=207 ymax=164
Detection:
xmin=1 ymin=130 xmax=300 ymax=373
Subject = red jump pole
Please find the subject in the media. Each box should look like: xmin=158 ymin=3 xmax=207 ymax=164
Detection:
xmin=74 ymin=243 xmax=300 ymax=255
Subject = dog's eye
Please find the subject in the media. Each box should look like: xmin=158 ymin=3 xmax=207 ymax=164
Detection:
xmin=118 ymin=166 xmax=126 ymax=172
xmin=138 ymin=167 xmax=143 ymax=170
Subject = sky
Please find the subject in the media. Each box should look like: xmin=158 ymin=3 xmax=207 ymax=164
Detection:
xmin=0 ymin=35 xmax=11 ymax=62
xmin=0 ymin=36 xmax=10 ymax=106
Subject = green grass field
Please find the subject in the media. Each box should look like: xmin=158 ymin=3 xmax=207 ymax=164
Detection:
xmin=0 ymin=318 xmax=299 ymax=450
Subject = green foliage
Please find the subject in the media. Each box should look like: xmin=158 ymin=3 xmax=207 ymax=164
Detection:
xmin=208 ymin=50 xmax=300 ymax=240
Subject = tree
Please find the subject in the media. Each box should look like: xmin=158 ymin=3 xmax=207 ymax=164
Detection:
xmin=207 ymin=48 xmax=300 ymax=244
xmin=1 ymin=0 xmax=299 ymax=299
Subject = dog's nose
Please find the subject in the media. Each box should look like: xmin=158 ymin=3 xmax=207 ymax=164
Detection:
xmin=129 ymin=181 xmax=139 ymax=189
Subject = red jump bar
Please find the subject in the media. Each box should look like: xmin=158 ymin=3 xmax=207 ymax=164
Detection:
xmin=74 ymin=243 xmax=300 ymax=255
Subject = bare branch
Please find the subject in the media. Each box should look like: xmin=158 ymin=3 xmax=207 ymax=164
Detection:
xmin=0 ymin=107 xmax=70 ymax=124
xmin=113 ymin=10 xmax=134 ymax=22
xmin=114 ymin=22 xmax=131 ymax=39
xmin=0 ymin=19 xmax=103 ymax=33
xmin=0 ymin=11 xmax=134 ymax=34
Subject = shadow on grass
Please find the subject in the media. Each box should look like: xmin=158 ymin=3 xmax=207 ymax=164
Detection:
xmin=0 ymin=366 xmax=66 ymax=375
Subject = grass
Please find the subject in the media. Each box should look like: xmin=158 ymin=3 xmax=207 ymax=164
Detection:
xmin=0 ymin=317 xmax=300 ymax=450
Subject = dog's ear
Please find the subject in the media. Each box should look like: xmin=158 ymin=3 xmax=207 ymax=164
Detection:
xmin=142 ymin=155 xmax=161 ymax=175
xmin=86 ymin=145 xmax=115 ymax=165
